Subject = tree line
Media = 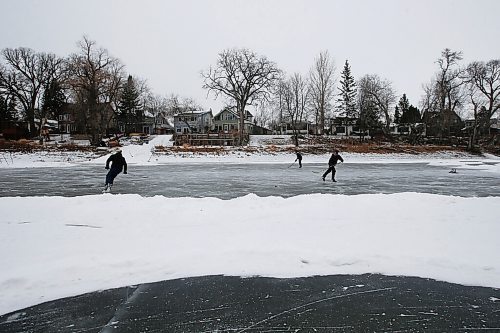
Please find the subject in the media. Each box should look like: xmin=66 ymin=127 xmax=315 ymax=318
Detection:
xmin=1 ymin=37 xmax=499 ymax=148
xmin=0 ymin=37 xmax=199 ymax=145
xmin=202 ymin=48 xmax=499 ymax=148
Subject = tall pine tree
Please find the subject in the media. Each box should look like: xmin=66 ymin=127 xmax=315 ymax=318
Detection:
xmin=337 ymin=60 xmax=357 ymax=118
xmin=0 ymin=95 xmax=18 ymax=130
xmin=118 ymin=75 xmax=142 ymax=134
xmin=397 ymin=94 xmax=410 ymax=117
xmin=402 ymin=105 xmax=422 ymax=124
xmin=398 ymin=94 xmax=421 ymax=124
xmin=394 ymin=106 xmax=401 ymax=124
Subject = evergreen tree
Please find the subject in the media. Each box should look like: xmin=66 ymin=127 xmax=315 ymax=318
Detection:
xmin=337 ymin=60 xmax=357 ymax=118
xmin=402 ymin=105 xmax=422 ymax=124
xmin=0 ymin=94 xmax=17 ymax=130
xmin=42 ymin=80 xmax=66 ymax=119
xmin=397 ymin=94 xmax=421 ymax=124
xmin=394 ymin=106 xmax=401 ymax=124
xmin=397 ymin=94 xmax=410 ymax=122
xmin=118 ymin=75 xmax=142 ymax=134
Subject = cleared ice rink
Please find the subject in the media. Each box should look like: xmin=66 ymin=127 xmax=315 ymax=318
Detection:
xmin=1 ymin=161 xmax=499 ymax=198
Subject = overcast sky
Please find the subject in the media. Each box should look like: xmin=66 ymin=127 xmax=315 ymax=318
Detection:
xmin=1 ymin=0 xmax=499 ymax=113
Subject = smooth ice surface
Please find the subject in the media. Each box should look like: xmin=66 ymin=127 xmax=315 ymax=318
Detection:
xmin=0 ymin=162 xmax=500 ymax=198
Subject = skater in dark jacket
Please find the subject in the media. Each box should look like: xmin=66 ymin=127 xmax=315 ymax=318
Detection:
xmin=104 ymin=150 xmax=127 ymax=192
xmin=322 ymin=150 xmax=344 ymax=182
xmin=295 ymin=152 xmax=303 ymax=168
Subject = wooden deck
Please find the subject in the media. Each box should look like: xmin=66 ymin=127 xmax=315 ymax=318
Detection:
xmin=174 ymin=133 xmax=248 ymax=146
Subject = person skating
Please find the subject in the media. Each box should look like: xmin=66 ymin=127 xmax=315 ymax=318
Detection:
xmin=103 ymin=149 xmax=127 ymax=192
xmin=322 ymin=150 xmax=344 ymax=182
xmin=295 ymin=152 xmax=303 ymax=168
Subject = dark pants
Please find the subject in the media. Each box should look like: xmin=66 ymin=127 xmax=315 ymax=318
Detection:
xmin=322 ymin=165 xmax=336 ymax=180
xmin=298 ymin=159 xmax=302 ymax=168
xmin=106 ymin=168 xmax=122 ymax=185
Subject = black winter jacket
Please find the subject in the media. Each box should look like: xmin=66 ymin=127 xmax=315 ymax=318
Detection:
xmin=106 ymin=152 xmax=127 ymax=172
xmin=328 ymin=154 xmax=344 ymax=167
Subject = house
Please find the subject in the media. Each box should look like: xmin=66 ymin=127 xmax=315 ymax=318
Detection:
xmin=213 ymin=107 xmax=254 ymax=134
xmin=276 ymin=121 xmax=311 ymax=135
xmin=389 ymin=123 xmax=426 ymax=137
xmin=58 ymin=103 xmax=117 ymax=135
xmin=174 ymin=110 xmax=213 ymax=134
xmin=0 ymin=121 xmax=29 ymax=140
xmin=252 ymin=124 xmax=272 ymax=135
xmin=150 ymin=112 xmax=174 ymax=135
xmin=331 ymin=115 xmax=358 ymax=136
xmin=490 ymin=118 xmax=500 ymax=134
xmin=464 ymin=107 xmax=497 ymax=137
xmin=57 ymin=103 xmax=79 ymax=134
xmin=389 ymin=123 xmax=411 ymax=135
xmin=422 ymin=109 xmax=463 ymax=137
xmin=139 ymin=116 xmax=155 ymax=135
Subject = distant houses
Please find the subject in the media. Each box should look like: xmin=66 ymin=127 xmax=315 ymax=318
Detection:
xmin=213 ymin=107 xmax=253 ymax=134
xmin=174 ymin=110 xmax=214 ymax=134
xmin=421 ymin=109 xmax=463 ymax=137
xmin=3 ymin=101 xmax=499 ymax=148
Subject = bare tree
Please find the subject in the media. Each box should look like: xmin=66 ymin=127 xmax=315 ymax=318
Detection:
xmin=357 ymin=74 xmax=396 ymax=134
xmin=145 ymin=93 xmax=170 ymax=133
xmin=202 ymin=48 xmax=281 ymax=144
xmin=421 ymin=49 xmax=467 ymax=138
xmin=0 ymin=47 xmax=64 ymax=136
xmin=274 ymin=73 xmax=310 ymax=146
xmin=309 ymin=50 xmax=336 ymax=135
xmin=356 ymin=79 xmax=379 ymax=137
xmin=466 ymin=60 xmax=500 ymax=120
xmin=252 ymin=99 xmax=275 ymax=129
xmin=464 ymin=82 xmax=483 ymax=150
xmin=164 ymin=93 xmax=202 ymax=115
xmin=420 ymin=80 xmax=439 ymax=115
xmin=462 ymin=60 xmax=500 ymax=148
xmin=436 ymin=49 xmax=466 ymax=114
xmin=288 ymin=73 xmax=310 ymax=146
xmin=67 ymin=37 xmax=125 ymax=144
xmin=146 ymin=94 xmax=168 ymax=116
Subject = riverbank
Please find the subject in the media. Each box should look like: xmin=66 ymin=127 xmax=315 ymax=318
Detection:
xmin=1 ymin=134 xmax=499 ymax=169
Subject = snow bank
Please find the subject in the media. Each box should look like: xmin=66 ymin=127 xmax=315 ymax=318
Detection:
xmin=1 ymin=192 xmax=499 ymax=315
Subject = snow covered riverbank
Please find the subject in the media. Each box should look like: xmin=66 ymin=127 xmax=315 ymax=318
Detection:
xmin=1 ymin=135 xmax=500 ymax=174
xmin=1 ymin=192 xmax=499 ymax=315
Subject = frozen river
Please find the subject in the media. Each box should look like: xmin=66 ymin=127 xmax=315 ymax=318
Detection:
xmin=1 ymin=162 xmax=499 ymax=198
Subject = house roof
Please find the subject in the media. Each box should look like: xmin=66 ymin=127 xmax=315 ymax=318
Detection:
xmin=332 ymin=110 xmax=359 ymax=119
xmin=214 ymin=108 xmax=253 ymax=119
xmin=175 ymin=110 xmax=213 ymax=117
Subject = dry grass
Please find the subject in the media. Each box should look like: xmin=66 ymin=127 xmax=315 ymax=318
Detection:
xmin=0 ymin=139 xmax=102 ymax=154
xmin=1 ymin=137 xmax=491 ymax=156
xmin=152 ymin=142 xmax=472 ymax=156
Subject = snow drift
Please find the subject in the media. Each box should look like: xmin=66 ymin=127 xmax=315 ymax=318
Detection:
xmin=1 ymin=192 xmax=499 ymax=315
